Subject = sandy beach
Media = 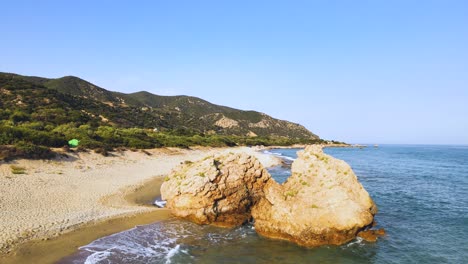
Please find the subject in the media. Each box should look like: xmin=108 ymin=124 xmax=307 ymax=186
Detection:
xmin=0 ymin=146 xmax=280 ymax=262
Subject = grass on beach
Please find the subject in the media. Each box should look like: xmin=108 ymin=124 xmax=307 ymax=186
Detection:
xmin=10 ymin=165 xmax=26 ymax=174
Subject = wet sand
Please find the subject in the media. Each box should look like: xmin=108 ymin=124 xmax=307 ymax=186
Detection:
xmin=0 ymin=174 xmax=172 ymax=264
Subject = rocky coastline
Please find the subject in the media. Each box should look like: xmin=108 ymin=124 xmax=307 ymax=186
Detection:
xmin=161 ymin=145 xmax=384 ymax=247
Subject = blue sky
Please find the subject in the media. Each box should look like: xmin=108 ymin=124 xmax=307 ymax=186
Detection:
xmin=1 ymin=0 xmax=467 ymax=144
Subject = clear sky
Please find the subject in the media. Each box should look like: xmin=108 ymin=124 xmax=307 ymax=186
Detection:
xmin=1 ymin=0 xmax=467 ymax=144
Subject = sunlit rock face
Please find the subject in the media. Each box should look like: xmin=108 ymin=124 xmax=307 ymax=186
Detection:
xmin=252 ymin=145 xmax=377 ymax=247
xmin=161 ymin=152 xmax=271 ymax=227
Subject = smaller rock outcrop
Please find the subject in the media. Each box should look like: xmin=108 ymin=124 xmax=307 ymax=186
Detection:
xmin=252 ymin=145 xmax=377 ymax=247
xmin=357 ymin=228 xmax=386 ymax=242
xmin=160 ymin=152 xmax=271 ymax=227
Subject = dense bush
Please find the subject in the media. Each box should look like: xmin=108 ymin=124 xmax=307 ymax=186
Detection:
xmin=10 ymin=111 xmax=30 ymax=123
xmin=0 ymin=121 xmax=324 ymax=155
xmin=0 ymin=142 xmax=55 ymax=161
xmin=0 ymin=125 xmax=67 ymax=147
xmin=14 ymin=142 xmax=56 ymax=159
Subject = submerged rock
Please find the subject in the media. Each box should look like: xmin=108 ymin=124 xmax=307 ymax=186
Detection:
xmin=252 ymin=145 xmax=377 ymax=247
xmin=357 ymin=228 xmax=386 ymax=242
xmin=160 ymin=153 xmax=271 ymax=227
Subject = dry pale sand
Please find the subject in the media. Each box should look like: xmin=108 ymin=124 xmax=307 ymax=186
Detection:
xmin=0 ymin=146 xmax=281 ymax=254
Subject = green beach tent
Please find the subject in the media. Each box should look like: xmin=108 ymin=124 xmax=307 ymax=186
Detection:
xmin=68 ymin=139 xmax=80 ymax=148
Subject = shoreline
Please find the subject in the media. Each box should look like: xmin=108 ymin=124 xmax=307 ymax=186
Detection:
xmin=0 ymin=146 xmax=282 ymax=263
xmin=0 ymin=175 xmax=172 ymax=264
xmin=257 ymin=143 xmax=366 ymax=151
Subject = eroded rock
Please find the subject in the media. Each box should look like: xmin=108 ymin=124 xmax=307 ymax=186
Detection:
xmin=251 ymin=145 xmax=377 ymax=247
xmin=160 ymin=152 xmax=271 ymax=227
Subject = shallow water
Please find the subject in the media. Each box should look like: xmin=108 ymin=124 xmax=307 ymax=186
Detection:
xmin=61 ymin=145 xmax=468 ymax=263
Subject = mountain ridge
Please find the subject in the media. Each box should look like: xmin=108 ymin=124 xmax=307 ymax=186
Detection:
xmin=0 ymin=72 xmax=318 ymax=139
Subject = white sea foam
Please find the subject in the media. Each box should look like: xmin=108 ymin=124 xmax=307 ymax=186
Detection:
xmin=154 ymin=199 xmax=167 ymax=208
xmin=345 ymin=237 xmax=364 ymax=248
xmin=71 ymin=220 xmax=255 ymax=263
xmin=76 ymin=221 xmax=186 ymax=263
xmin=164 ymin=244 xmax=181 ymax=264
xmin=84 ymin=250 xmax=112 ymax=264
xmin=263 ymin=150 xmax=296 ymax=161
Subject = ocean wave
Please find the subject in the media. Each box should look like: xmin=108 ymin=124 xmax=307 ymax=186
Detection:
xmin=263 ymin=150 xmax=297 ymax=161
xmin=154 ymin=196 xmax=167 ymax=208
xmin=67 ymin=220 xmax=260 ymax=263
xmin=84 ymin=250 xmax=112 ymax=264
xmin=164 ymin=244 xmax=181 ymax=264
xmin=74 ymin=222 xmax=184 ymax=264
xmin=344 ymin=237 xmax=364 ymax=248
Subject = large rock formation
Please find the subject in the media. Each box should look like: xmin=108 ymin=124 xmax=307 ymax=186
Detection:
xmin=160 ymin=152 xmax=271 ymax=227
xmin=160 ymin=146 xmax=379 ymax=247
xmin=251 ymin=145 xmax=377 ymax=247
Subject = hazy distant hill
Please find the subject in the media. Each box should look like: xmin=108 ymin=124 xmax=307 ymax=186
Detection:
xmin=0 ymin=72 xmax=318 ymax=139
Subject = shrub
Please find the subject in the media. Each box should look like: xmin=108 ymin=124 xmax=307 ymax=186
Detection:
xmin=76 ymin=146 xmax=88 ymax=152
xmin=125 ymin=138 xmax=155 ymax=149
xmin=0 ymin=143 xmax=55 ymax=161
xmin=10 ymin=165 xmax=26 ymax=174
xmin=25 ymin=130 xmax=67 ymax=147
xmin=10 ymin=111 xmax=30 ymax=123
xmin=94 ymin=146 xmax=113 ymax=156
xmin=14 ymin=142 xmax=56 ymax=159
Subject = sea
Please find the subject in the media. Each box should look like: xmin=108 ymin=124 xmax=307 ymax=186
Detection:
xmin=60 ymin=145 xmax=468 ymax=264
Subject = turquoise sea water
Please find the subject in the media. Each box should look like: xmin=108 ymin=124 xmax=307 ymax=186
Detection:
xmin=61 ymin=145 xmax=468 ymax=263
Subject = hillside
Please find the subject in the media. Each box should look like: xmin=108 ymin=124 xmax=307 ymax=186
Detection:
xmin=0 ymin=72 xmax=325 ymax=159
xmin=1 ymin=72 xmax=318 ymax=139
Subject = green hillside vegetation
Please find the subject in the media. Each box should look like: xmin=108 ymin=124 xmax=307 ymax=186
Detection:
xmin=0 ymin=72 xmax=327 ymax=160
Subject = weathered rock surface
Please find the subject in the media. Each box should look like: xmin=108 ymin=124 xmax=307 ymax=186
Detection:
xmin=161 ymin=152 xmax=271 ymax=227
xmin=251 ymin=145 xmax=377 ymax=247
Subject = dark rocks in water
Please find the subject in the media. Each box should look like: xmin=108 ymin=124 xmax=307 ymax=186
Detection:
xmin=357 ymin=228 xmax=386 ymax=242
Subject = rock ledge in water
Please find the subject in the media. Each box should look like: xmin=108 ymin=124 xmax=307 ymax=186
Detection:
xmin=161 ymin=152 xmax=271 ymax=227
xmin=357 ymin=228 xmax=386 ymax=242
